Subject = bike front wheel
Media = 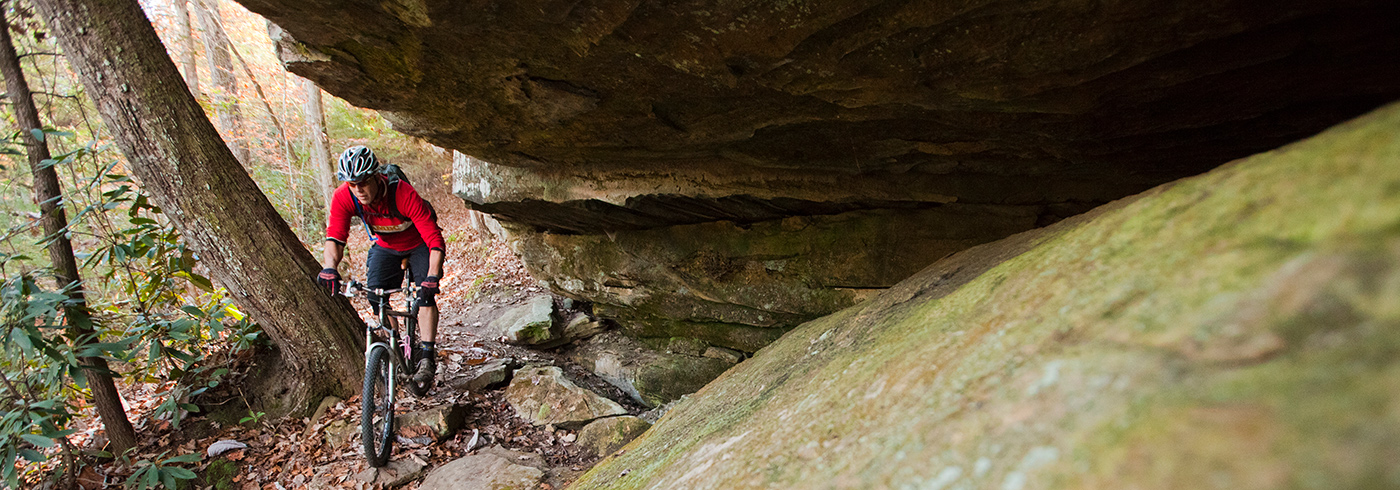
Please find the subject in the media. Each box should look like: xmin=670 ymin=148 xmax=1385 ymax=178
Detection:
xmin=361 ymin=345 xmax=395 ymax=467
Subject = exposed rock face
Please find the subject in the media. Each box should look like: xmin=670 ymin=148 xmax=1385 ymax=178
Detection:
xmin=569 ymin=103 xmax=1400 ymax=489
xmin=485 ymin=294 xmax=556 ymax=345
xmin=418 ymin=447 xmax=544 ymax=490
xmin=504 ymin=365 xmax=627 ymax=429
xmin=568 ymin=331 xmax=739 ymax=407
xmin=578 ymin=416 xmax=652 ymax=458
xmin=396 ymin=404 xmax=468 ymax=442
xmin=240 ymin=0 xmax=1400 ymax=346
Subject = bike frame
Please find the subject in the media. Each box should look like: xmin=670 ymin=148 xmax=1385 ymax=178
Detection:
xmin=349 ymin=281 xmax=421 ymax=377
xmin=347 ymin=266 xmax=429 ymax=467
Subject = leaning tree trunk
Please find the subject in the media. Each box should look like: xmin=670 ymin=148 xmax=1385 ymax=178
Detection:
xmin=169 ymin=0 xmax=197 ymax=95
xmin=300 ymin=76 xmax=334 ymax=204
xmin=35 ymin=0 xmax=366 ymax=417
xmin=192 ymin=0 xmax=249 ymax=164
xmin=0 ymin=7 xmax=138 ymax=456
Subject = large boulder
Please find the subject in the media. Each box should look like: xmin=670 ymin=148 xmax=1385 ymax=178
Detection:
xmin=238 ymin=0 xmax=1400 ymax=352
xmin=418 ymin=447 xmax=544 ymax=490
xmin=504 ymin=365 xmax=627 ymax=429
xmin=446 ymin=357 xmax=515 ymax=393
xmin=568 ymin=332 xmax=739 ymax=408
xmin=568 ymin=102 xmax=1400 ymax=488
xmin=396 ymin=404 xmax=468 ymax=442
xmin=353 ymin=459 xmax=426 ymax=489
xmin=485 ymin=294 xmax=558 ymax=345
xmin=578 ymin=416 xmax=652 ymax=458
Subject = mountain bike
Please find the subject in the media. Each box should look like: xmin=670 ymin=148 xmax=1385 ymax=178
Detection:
xmin=343 ymin=274 xmax=434 ymax=467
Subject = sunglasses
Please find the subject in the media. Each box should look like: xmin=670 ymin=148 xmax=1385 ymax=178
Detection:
xmin=347 ymin=179 xmax=375 ymax=189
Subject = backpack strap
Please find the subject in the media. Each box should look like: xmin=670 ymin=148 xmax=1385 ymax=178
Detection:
xmin=351 ymin=194 xmax=378 ymax=242
xmin=351 ymin=180 xmax=414 ymax=242
xmin=381 ymin=180 xmax=436 ymax=222
xmin=386 ymin=180 xmax=406 ymax=222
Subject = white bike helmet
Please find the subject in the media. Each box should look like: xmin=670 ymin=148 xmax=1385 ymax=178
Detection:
xmin=336 ymin=146 xmax=380 ymax=182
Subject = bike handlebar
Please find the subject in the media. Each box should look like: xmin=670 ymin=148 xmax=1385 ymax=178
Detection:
xmin=342 ymin=280 xmax=410 ymax=298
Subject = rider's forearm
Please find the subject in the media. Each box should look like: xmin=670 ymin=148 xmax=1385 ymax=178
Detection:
xmin=427 ymin=249 xmax=444 ymax=277
xmin=322 ymin=240 xmax=344 ymax=269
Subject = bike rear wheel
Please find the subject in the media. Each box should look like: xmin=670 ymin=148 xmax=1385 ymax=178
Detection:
xmin=403 ymin=317 xmax=433 ymax=397
xmin=406 ymin=350 xmax=433 ymax=397
xmin=361 ymin=345 xmax=395 ymax=467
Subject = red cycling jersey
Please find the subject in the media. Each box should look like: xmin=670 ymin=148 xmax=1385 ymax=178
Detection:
xmin=325 ymin=176 xmax=445 ymax=252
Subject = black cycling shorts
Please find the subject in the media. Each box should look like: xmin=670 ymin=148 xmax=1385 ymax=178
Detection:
xmin=365 ymin=244 xmax=435 ymax=311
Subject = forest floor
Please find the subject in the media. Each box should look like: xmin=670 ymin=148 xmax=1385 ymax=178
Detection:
xmin=40 ymin=187 xmax=635 ymax=489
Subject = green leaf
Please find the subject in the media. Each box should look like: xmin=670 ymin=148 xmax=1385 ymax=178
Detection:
xmin=77 ymin=342 xmax=129 ymax=357
xmin=179 ymin=305 xmax=203 ymax=317
xmin=177 ymin=272 xmax=214 ymax=292
xmin=29 ymin=128 xmax=44 ymax=142
xmin=166 ymin=467 xmax=197 ymax=480
xmin=171 ymin=318 xmax=196 ymax=331
xmin=166 ymin=348 xmax=196 ymax=363
xmin=71 ymin=367 xmax=88 ymax=388
xmin=20 ymin=433 xmax=54 ymax=448
xmin=17 ymin=448 xmax=45 ymax=462
xmin=164 ymin=452 xmax=201 ymax=464
xmin=12 ymin=330 xmax=33 ymax=355
xmin=42 ymin=428 xmax=77 ymax=439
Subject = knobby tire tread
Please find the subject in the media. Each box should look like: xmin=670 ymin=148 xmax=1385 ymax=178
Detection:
xmin=361 ymin=345 xmax=394 ymax=467
xmin=405 ymin=316 xmax=433 ymax=397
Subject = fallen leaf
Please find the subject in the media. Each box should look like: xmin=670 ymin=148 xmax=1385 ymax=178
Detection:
xmin=76 ymin=466 xmax=103 ymax=490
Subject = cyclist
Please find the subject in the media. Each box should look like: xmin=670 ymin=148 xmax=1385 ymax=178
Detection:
xmin=316 ymin=145 xmax=445 ymax=384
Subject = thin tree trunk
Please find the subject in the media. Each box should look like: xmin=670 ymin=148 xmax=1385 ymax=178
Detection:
xmin=192 ymin=0 xmax=248 ymax=164
xmin=301 ymin=76 xmax=333 ymax=204
xmin=193 ymin=2 xmax=302 ymax=228
xmin=170 ymin=0 xmax=197 ymax=95
xmin=36 ymin=0 xmax=366 ymax=417
xmin=0 ymin=7 xmax=137 ymax=455
xmin=195 ymin=0 xmax=294 ymax=166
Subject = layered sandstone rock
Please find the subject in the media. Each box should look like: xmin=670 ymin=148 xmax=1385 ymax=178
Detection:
xmin=240 ymin=0 xmax=1400 ymax=347
xmin=569 ymin=101 xmax=1400 ymax=489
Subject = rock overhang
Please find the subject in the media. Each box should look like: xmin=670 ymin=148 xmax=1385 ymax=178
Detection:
xmin=240 ymin=0 xmax=1400 ymax=344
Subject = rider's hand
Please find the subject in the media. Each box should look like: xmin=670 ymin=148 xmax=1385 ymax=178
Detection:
xmin=420 ymin=275 xmax=440 ymax=299
xmin=317 ymin=267 xmax=341 ymax=293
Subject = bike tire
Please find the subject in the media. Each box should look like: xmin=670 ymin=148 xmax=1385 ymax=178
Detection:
xmin=403 ymin=315 xmax=433 ymax=397
xmin=361 ymin=345 xmax=395 ymax=467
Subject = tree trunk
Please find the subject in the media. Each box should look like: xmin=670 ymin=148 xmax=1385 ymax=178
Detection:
xmin=192 ymin=0 xmax=248 ymax=164
xmin=170 ymin=0 xmax=197 ymax=95
xmin=301 ymin=76 xmax=334 ymax=204
xmin=0 ymin=7 xmax=138 ymax=455
xmin=35 ymin=0 xmax=366 ymax=417
xmin=200 ymin=5 xmax=296 ymax=175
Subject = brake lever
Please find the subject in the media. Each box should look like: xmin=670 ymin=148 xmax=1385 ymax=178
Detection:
xmin=342 ymin=280 xmax=364 ymax=297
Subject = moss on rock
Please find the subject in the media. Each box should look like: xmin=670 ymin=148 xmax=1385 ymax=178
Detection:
xmin=569 ymin=102 xmax=1400 ymax=489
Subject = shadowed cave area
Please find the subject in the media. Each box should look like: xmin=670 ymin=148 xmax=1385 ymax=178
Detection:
xmin=238 ymin=0 xmax=1400 ymax=350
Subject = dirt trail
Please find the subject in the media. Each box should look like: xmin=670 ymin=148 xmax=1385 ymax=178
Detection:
xmin=60 ymin=176 xmax=632 ymax=489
